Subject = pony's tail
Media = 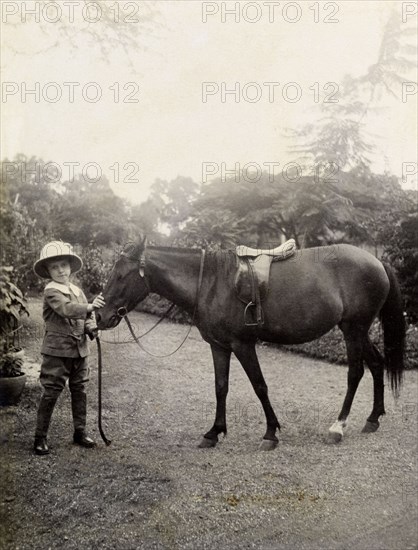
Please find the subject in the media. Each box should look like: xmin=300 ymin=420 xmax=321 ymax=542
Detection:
xmin=381 ymin=264 xmax=406 ymax=397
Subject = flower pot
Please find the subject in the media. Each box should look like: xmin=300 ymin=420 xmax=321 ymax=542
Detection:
xmin=0 ymin=373 xmax=27 ymax=406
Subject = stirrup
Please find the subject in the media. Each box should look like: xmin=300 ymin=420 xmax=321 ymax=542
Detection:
xmin=244 ymin=302 xmax=263 ymax=326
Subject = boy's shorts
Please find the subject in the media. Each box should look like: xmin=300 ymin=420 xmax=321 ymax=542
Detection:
xmin=40 ymin=355 xmax=89 ymax=396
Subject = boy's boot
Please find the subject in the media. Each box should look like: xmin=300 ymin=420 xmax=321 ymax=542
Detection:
xmin=71 ymin=392 xmax=96 ymax=448
xmin=34 ymin=396 xmax=57 ymax=455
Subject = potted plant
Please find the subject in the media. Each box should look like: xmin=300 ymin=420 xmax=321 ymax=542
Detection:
xmin=0 ymin=266 xmax=30 ymax=406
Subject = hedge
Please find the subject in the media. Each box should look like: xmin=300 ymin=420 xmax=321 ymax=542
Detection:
xmin=136 ymin=295 xmax=418 ymax=369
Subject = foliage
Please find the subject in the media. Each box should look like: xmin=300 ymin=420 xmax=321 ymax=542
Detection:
xmin=0 ymin=266 xmax=29 ymax=376
xmin=0 ymin=200 xmax=46 ymax=292
xmin=286 ymin=106 xmax=374 ymax=172
xmin=57 ymin=176 xmax=129 ymax=247
xmin=0 ymin=267 xmax=30 ymax=343
xmin=0 ymin=348 xmax=25 ymax=378
xmin=383 ymin=210 xmax=418 ymax=323
xmin=280 ymin=321 xmax=417 ymax=370
xmin=135 ymin=294 xmax=191 ymax=324
xmin=76 ymin=245 xmax=113 ymax=300
xmin=281 ymin=11 xmax=416 ymax=254
xmin=182 ymin=207 xmax=243 ymax=249
xmin=179 ymin=168 xmax=402 ymax=250
xmin=4 ymin=0 xmax=163 ymax=68
xmin=345 ymin=11 xmax=417 ymax=104
xmin=1 ymin=155 xmax=59 ymax=291
xmin=145 ymin=176 xmax=200 ymax=238
xmin=1 ymin=155 xmax=131 ymax=293
xmin=129 ymin=200 xmax=161 ymax=237
xmin=287 ymin=11 xmax=416 ymax=174
xmin=326 ymin=168 xmax=413 ymax=250
xmin=133 ymin=297 xmax=418 ymax=370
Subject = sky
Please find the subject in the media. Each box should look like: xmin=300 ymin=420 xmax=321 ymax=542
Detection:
xmin=1 ymin=0 xmax=417 ymax=204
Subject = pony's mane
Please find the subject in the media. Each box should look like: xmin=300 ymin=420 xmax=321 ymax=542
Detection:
xmin=206 ymin=250 xmax=237 ymax=278
xmin=149 ymin=246 xmax=237 ymax=276
xmin=149 ymin=245 xmax=202 ymax=254
xmin=121 ymin=242 xmax=238 ymax=276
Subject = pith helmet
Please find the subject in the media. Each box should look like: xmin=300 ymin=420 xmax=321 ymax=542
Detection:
xmin=33 ymin=241 xmax=83 ymax=279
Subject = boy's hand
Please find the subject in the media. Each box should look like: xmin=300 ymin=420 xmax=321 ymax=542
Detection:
xmin=91 ymin=293 xmax=106 ymax=310
xmin=87 ymin=328 xmax=100 ymax=340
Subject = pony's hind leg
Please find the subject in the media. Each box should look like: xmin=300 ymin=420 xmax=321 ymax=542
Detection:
xmin=199 ymin=344 xmax=231 ymax=448
xmin=329 ymin=323 xmax=365 ymax=442
xmin=231 ymin=341 xmax=280 ymax=451
xmin=362 ymin=338 xmax=385 ymax=433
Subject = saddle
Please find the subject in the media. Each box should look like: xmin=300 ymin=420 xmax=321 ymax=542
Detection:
xmin=234 ymin=239 xmax=296 ymax=326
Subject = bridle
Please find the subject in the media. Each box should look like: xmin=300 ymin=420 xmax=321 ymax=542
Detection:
xmin=115 ymin=248 xmax=149 ymax=318
xmin=110 ymin=245 xmax=206 ymax=357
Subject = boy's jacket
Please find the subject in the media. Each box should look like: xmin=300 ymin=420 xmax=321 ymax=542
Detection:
xmin=41 ymin=282 xmax=96 ymax=358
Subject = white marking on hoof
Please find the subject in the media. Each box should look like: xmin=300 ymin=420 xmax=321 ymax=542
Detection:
xmin=328 ymin=420 xmax=346 ymax=443
xmin=259 ymin=439 xmax=278 ymax=451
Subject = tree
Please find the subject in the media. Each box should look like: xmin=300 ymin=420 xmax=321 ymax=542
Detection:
xmin=287 ymin=11 xmax=416 ymax=173
xmin=181 ymin=169 xmax=353 ymax=249
xmin=1 ymin=154 xmax=131 ymax=292
xmin=182 ymin=207 xmax=243 ymax=249
xmin=285 ymin=11 xmax=416 ymax=252
xmin=129 ymin=200 xmax=161 ymax=237
xmin=57 ymin=176 xmax=129 ymax=247
xmin=1 ymin=155 xmax=59 ymax=291
xmin=4 ymin=1 xmax=162 ymax=68
xmin=147 ymin=176 xmax=200 ymax=238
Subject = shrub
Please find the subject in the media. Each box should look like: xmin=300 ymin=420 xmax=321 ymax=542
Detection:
xmin=76 ymin=245 xmax=113 ymax=300
xmin=0 ymin=266 xmax=29 ymax=377
xmin=280 ymin=320 xmax=417 ymax=370
xmin=383 ymin=211 xmax=418 ymax=323
xmin=0 ymin=201 xmax=47 ymax=293
xmin=135 ymin=294 xmax=191 ymax=324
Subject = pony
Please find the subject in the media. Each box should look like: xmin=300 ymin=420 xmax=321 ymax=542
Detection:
xmin=96 ymin=238 xmax=405 ymax=449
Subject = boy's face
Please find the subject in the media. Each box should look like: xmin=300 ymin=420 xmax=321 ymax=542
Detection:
xmin=47 ymin=259 xmax=71 ymax=285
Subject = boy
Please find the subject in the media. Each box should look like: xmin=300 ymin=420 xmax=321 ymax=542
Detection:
xmin=33 ymin=241 xmax=105 ymax=456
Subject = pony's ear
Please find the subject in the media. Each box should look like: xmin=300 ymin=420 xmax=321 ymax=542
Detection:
xmin=139 ymin=235 xmax=147 ymax=250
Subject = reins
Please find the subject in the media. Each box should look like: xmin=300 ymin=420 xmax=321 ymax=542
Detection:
xmin=99 ymin=303 xmax=176 ymax=344
xmin=96 ymin=336 xmax=111 ymax=445
xmin=119 ymin=248 xmax=206 ymax=358
xmin=124 ymin=314 xmax=194 ymax=358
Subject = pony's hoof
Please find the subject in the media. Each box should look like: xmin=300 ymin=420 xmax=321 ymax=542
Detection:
xmin=198 ymin=437 xmax=217 ymax=449
xmin=362 ymin=420 xmax=380 ymax=433
xmin=328 ymin=420 xmax=345 ymax=443
xmin=259 ymin=439 xmax=278 ymax=451
xmin=328 ymin=431 xmax=342 ymax=443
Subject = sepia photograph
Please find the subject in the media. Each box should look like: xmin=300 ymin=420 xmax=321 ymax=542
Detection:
xmin=1 ymin=1 xmax=417 ymax=548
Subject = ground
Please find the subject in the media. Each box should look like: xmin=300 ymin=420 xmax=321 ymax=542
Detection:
xmin=1 ymin=301 xmax=417 ymax=549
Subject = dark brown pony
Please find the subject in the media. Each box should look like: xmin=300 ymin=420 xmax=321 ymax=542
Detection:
xmin=96 ymin=238 xmax=405 ymax=449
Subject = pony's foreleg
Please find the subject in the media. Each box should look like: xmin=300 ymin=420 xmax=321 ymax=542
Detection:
xmin=199 ymin=344 xmax=231 ymax=449
xmin=330 ymin=325 xmax=365 ymax=442
xmin=362 ymin=339 xmax=385 ymax=433
xmin=232 ymin=341 xmax=281 ymax=451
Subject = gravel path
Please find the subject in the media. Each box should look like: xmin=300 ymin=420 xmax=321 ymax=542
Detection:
xmin=1 ymin=307 xmax=417 ymax=549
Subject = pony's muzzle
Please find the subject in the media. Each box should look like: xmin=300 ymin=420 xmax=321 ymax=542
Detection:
xmin=117 ymin=307 xmax=128 ymax=318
